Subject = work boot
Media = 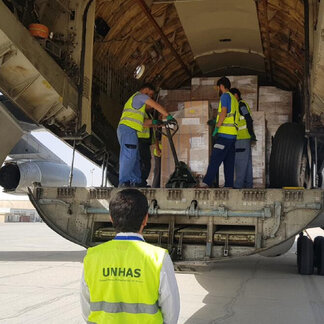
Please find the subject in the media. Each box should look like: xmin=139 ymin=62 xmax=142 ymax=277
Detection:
xmin=118 ymin=181 xmax=131 ymax=188
xmin=197 ymin=182 xmax=209 ymax=188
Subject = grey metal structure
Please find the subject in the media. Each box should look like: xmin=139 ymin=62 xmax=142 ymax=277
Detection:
xmin=0 ymin=0 xmax=323 ymax=269
xmin=28 ymin=186 xmax=323 ymax=264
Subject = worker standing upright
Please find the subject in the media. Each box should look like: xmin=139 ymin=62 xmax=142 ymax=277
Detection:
xmin=117 ymin=83 xmax=172 ymax=187
xmin=230 ymin=88 xmax=257 ymax=189
xmin=81 ymin=189 xmax=180 ymax=324
xmin=201 ymin=77 xmax=239 ymax=188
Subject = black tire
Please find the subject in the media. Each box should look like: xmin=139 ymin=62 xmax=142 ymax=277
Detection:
xmin=270 ymin=123 xmax=309 ymax=188
xmin=314 ymin=236 xmax=323 ymax=268
xmin=297 ymin=234 xmax=302 ymax=269
xmin=297 ymin=235 xmax=314 ymax=275
xmin=316 ymin=237 xmax=324 ymax=275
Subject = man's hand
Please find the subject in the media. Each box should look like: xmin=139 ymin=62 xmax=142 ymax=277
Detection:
xmin=152 ymin=119 xmax=163 ymax=126
xmin=207 ymin=119 xmax=216 ymax=127
xmin=166 ymin=114 xmax=174 ymax=121
xmin=251 ymin=136 xmax=257 ymax=146
xmin=212 ymin=127 xmax=219 ymax=137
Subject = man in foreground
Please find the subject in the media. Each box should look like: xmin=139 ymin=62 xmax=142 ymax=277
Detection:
xmin=81 ymin=189 xmax=180 ymax=323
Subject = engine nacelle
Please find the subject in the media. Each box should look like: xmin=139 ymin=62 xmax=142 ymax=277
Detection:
xmin=0 ymin=161 xmax=87 ymax=193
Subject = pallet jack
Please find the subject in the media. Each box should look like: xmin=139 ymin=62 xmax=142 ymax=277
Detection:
xmin=159 ymin=120 xmax=197 ymax=188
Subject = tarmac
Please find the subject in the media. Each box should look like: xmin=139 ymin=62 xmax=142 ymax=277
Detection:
xmin=0 ymin=223 xmax=324 ymax=324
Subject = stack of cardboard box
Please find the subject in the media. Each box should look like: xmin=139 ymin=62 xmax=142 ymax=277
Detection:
xmin=161 ymin=101 xmax=211 ymax=187
xmin=154 ymin=77 xmax=292 ymax=189
xmin=191 ymin=75 xmax=258 ymax=111
xmin=258 ymin=86 xmax=293 ymax=185
xmin=158 ymin=89 xmax=191 ymax=113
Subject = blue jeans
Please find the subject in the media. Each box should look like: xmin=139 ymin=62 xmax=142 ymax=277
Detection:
xmin=117 ymin=124 xmax=141 ymax=185
xmin=203 ymin=137 xmax=236 ymax=187
xmin=234 ymin=139 xmax=253 ymax=188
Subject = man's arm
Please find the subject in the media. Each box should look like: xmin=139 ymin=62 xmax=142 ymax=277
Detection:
xmin=143 ymin=119 xmax=153 ymax=127
xmin=80 ymin=269 xmax=91 ymax=322
xmin=158 ymin=253 xmax=180 ymax=324
xmin=216 ymin=107 xmax=227 ymax=127
xmin=216 ymin=93 xmax=231 ymax=128
xmin=145 ymin=98 xmax=169 ymax=118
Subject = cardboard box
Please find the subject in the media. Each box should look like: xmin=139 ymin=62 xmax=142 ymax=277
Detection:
xmin=161 ymin=101 xmax=211 ymax=187
xmin=191 ymin=75 xmax=258 ymax=110
xmin=158 ymin=89 xmax=191 ymax=113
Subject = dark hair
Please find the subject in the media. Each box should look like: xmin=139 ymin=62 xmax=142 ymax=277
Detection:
xmin=230 ymin=88 xmax=241 ymax=100
xmin=140 ymin=83 xmax=155 ymax=92
xmin=217 ymin=77 xmax=231 ymax=90
xmin=109 ymin=189 xmax=148 ymax=232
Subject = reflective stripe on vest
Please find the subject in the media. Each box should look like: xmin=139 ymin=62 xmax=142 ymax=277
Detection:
xmin=119 ymin=92 xmax=146 ymax=132
xmin=84 ymin=240 xmax=165 ymax=324
xmin=90 ymin=301 xmax=159 ymax=314
xmin=237 ymin=100 xmax=252 ymax=140
xmin=137 ymin=111 xmax=151 ymax=139
xmin=216 ymin=92 xmax=239 ymax=136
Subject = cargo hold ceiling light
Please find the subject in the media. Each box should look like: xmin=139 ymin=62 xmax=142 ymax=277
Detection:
xmin=134 ymin=64 xmax=145 ymax=79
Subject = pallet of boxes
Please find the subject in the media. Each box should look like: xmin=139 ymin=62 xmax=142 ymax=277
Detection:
xmin=147 ymin=76 xmax=292 ymax=189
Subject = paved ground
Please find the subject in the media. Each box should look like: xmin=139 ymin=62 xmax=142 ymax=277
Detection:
xmin=0 ymin=223 xmax=324 ymax=324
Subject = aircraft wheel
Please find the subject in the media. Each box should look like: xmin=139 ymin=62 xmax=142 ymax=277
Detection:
xmin=315 ymin=237 xmax=324 ymax=275
xmin=270 ymin=123 xmax=309 ymax=188
xmin=297 ymin=234 xmax=314 ymax=275
xmin=314 ymin=236 xmax=323 ymax=268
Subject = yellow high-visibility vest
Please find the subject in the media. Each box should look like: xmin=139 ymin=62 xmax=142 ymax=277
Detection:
xmin=84 ymin=239 xmax=166 ymax=324
xmin=216 ymin=92 xmax=239 ymax=136
xmin=153 ymin=144 xmax=162 ymax=157
xmin=237 ymin=100 xmax=252 ymax=140
xmin=137 ymin=111 xmax=151 ymax=139
xmin=119 ymin=92 xmax=146 ymax=132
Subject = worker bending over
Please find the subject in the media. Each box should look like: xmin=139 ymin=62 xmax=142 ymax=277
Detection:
xmin=117 ymin=83 xmax=173 ymax=187
xmin=81 ymin=189 xmax=180 ymax=324
xmin=230 ymin=88 xmax=257 ymax=189
xmin=201 ymin=77 xmax=239 ymax=188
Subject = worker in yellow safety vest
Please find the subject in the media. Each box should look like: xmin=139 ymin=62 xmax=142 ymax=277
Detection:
xmin=81 ymin=189 xmax=180 ymax=324
xmin=117 ymin=83 xmax=174 ymax=187
xmin=230 ymin=88 xmax=257 ymax=189
xmin=201 ymin=77 xmax=239 ymax=188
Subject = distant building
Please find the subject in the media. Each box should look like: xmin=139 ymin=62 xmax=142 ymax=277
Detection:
xmin=0 ymin=200 xmax=41 ymax=223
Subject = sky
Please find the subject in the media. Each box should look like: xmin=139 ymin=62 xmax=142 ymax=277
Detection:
xmin=0 ymin=129 xmax=107 ymax=200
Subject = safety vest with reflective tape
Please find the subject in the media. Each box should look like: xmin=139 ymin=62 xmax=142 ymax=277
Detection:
xmin=153 ymin=143 xmax=162 ymax=157
xmin=216 ymin=92 xmax=239 ymax=136
xmin=137 ymin=111 xmax=151 ymax=139
xmin=237 ymin=100 xmax=252 ymax=140
xmin=119 ymin=92 xmax=146 ymax=132
xmin=84 ymin=238 xmax=166 ymax=324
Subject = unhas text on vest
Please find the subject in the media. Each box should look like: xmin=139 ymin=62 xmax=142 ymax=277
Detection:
xmin=103 ymin=267 xmax=141 ymax=278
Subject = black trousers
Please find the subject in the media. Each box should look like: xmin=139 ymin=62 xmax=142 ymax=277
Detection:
xmin=138 ymin=140 xmax=151 ymax=186
xmin=152 ymin=156 xmax=161 ymax=188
